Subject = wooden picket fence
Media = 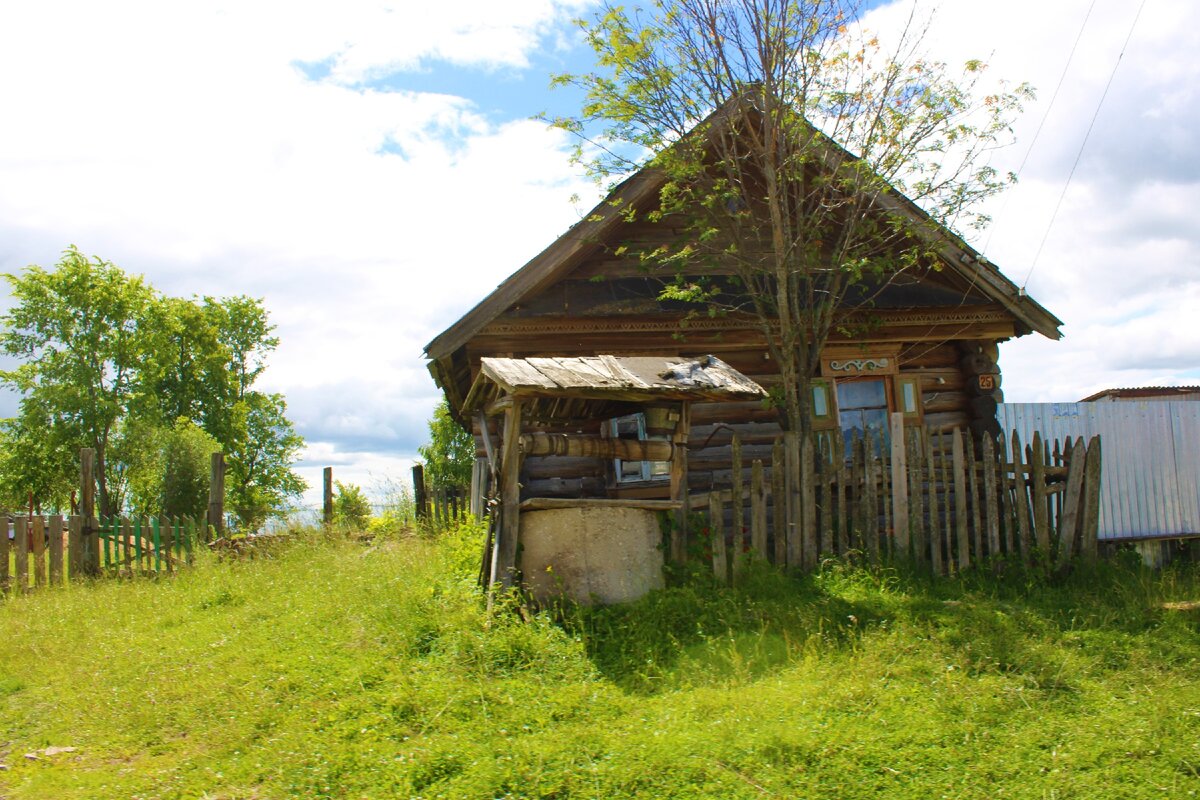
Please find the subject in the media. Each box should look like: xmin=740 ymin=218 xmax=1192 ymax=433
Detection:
xmin=0 ymin=514 xmax=201 ymax=597
xmin=688 ymin=415 xmax=1102 ymax=581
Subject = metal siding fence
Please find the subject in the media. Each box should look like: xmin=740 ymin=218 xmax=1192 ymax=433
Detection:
xmin=997 ymin=402 xmax=1200 ymax=540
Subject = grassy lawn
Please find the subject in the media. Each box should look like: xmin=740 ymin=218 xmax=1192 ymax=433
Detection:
xmin=1 ymin=524 xmax=1199 ymax=799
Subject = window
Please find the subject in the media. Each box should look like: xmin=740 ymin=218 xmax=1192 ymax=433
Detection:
xmin=837 ymin=378 xmax=890 ymax=454
xmin=610 ymin=413 xmax=671 ymax=483
xmin=810 ymin=351 xmax=924 ymax=455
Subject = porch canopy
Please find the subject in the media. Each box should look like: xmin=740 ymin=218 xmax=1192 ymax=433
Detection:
xmin=463 ymin=354 xmax=767 ymax=422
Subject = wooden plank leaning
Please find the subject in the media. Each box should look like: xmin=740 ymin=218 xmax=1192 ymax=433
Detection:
xmin=907 ymin=427 xmax=924 ymax=567
xmin=1056 ymin=437 xmax=1088 ymax=571
xmin=1079 ymin=436 xmax=1103 ymax=562
xmin=818 ymin=438 xmax=834 ymax=559
xmin=785 ymin=431 xmax=801 ymax=568
xmin=862 ymin=434 xmax=878 ymax=565
xmin=982 ymin=436 xmax=1000 ymax=560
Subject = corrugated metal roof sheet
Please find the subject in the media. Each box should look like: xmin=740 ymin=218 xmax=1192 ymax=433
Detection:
xmin=997 ymin=402 xmax=1200 ymax=540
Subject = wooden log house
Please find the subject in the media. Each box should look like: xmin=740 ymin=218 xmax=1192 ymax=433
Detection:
xmin=425 ymin=105 xmax=1063 ymax=586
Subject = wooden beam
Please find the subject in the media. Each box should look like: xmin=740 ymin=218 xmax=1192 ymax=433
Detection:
xmin=519 ymin=498 xmax=683 ymax=511
xmin=519 ymin=433 xmax=680 ymax=461
xmin=495 ymin=400 xmax=524 ymax=590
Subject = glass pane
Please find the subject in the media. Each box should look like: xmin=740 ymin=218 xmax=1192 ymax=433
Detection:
xmin=836 ymin=379 xmax=887 ymax=410
xmin=839 ymin=408 xmax=890 ymax=457
xmin=812 ymin=384 xmax=828 ymax=417
xmin=649 ymin=460 xmax=671 ymax=477
xmin=902 ymin=380 xmax=917 ymax=414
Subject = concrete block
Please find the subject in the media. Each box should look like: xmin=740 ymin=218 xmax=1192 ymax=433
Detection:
xmin=520 ymin=506 xmax=664 ymax=606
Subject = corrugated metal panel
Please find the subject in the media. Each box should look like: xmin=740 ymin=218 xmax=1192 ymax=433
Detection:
xmin=997 ymin=402 xmax=1200 ymax=540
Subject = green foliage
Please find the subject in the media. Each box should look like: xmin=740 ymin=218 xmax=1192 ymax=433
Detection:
xmin=0 ymin=535 xmax=1198 ymax=799
xmin=124 ymin=418 xmax=221 ymax=519
xmin=332 ymin=480 xmax=371 ymax=530
xmin=417 ymin=400 xmax=474 ymax=490
xmin=0 ymin=247 xmax=305 ymax=522
xmin=552 ymin=1 xmax=1033 ymax=435
xmin=0 ymin=247 xmax=158 ymax=514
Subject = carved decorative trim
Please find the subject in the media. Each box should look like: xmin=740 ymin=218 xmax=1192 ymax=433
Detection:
xmin=829 ymin=358 xmax=890 ymax=373
xmin=481 ymin=307 xmax=1014 ymax=338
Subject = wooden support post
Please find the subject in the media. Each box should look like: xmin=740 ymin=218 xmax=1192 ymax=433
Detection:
xmin=750 ymin=459 xmax=767 ymax=558
xmin=952 ymin=430 xmax=969 ymax=572
xmin=670 ymin=403 xmax=691 ymax=564
xmin=80 ymin=448 xmax=98 ymax=577
xmin=323 ymin=467 xmax=334 ymax=526
xmin=412 ymin=464 xmax=428 ymax=522
xmin=494 ymin=400 xmax=524 ymax=590
xmin=207 ymin=452 xmax=225 ymax=541
xmin=709 ymin=491 xmax=727 ymax=585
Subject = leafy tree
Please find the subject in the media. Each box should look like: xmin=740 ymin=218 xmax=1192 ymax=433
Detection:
xmin=0 ymin=247 xmax=157 ymax=515
xmin=332 ymin=480 xmax=372 ymax=530
xmin=553 ymin=0 xmax=1029 ymax=439
xmin=125 ymin=418 xmax=222 ymax=519
xmin=224 ymin=391 xmax=306 ymax=530
xmin=417 ymin=400 xmax=474 ymax=490
xmin=0 ymin=248 xmax=305 ymax=522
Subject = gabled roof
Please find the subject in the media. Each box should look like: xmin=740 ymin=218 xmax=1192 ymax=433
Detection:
xmin=426 ymin=98 xmax=1063 ymax=362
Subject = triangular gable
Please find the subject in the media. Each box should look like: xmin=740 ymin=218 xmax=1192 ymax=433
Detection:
xmin=426 ymin=99 xmax=1062 ymax=362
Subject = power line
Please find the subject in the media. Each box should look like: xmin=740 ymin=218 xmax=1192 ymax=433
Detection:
xmin=982 ymin=0 xmax=1099 ymax=255
xmin=1021 ymin=0 xmax=1149 ymax=289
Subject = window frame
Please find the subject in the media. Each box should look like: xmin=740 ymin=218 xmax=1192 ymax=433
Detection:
xmin=609 ymin=412 xmax=672 ymax=485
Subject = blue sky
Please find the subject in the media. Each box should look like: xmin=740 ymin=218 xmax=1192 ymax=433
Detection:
xmin=1 ymin=0 xmax=1198 ymax=506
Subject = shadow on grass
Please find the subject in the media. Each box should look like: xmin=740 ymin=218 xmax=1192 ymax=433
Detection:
xmin=559 ymin=552 xmax=1200 ymax=695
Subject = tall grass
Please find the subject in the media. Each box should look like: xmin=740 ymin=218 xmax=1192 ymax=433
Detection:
xmin=1 ymin=524 xmax=1198 ymax=799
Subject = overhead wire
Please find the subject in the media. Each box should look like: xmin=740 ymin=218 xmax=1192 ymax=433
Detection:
xmin=1020 ymin=0 xmax=1149 ymax=290
xmin=981 ymin=0 xmax=1099 ymax=256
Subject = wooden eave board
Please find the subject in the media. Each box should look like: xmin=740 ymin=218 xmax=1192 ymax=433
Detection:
xmin=463 ymin=354 xmax=767 ymax=414
xmin=423 ymin=168 xmax=667 ymax=360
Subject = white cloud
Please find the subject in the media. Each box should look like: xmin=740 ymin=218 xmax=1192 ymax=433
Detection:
xmin=0 ymin=0 xmax=600 ymax=506
xmin=864 ymin=0 xmax=1200 ymax=402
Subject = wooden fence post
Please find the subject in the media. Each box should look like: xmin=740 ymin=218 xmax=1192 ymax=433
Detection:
xmin=80 ymin=447 xmax=98 ymax=577
xmin=709 ymin=491 xmax=727 ymax=585
xmin=323 ymin=467 xmax=334 ymax=526
xmin=15 ymin=517 xmax=28 ymax=593
xmin=1 ymin=514 xmax=10 ymax=594
xmin=412 ymin=464 xmax=428 ymax=521
xmin=890 ymin=414 xmax=909 ymax=560
xmin=1079 ymin=436 xmax=1102 ymax=561
xmin=208 ymin=452 xmax=225 ymax=541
